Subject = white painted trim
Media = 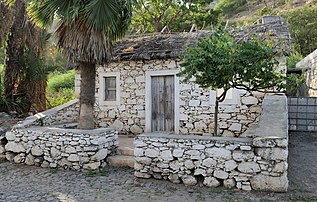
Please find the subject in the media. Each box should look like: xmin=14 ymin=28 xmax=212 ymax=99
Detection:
xmin=145 ymin=69 xmax=180 ymax=134
xmin=99 ymin=72 xmax=120 ymax=106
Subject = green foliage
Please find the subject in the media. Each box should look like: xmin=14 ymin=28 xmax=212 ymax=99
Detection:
xmin=47 ymin=70 xmax=75 ymax=93
xmin=0 ymin=64 xmax=10 ymax=112
xmin=45 ymin=46 xmax=68 ymax=73
xmin=286 ymin=73 xmax=306 ymax=97
xmin=47 ymin=88 xmax=75 ymax=108
xmin=47 ymin=70 xmax=75 ymax=108
xmin=178 ymin=29 xmax=285 ymax=99
xmin=214 ymin=0 xmax=247 ymax=16
xmin=286 ymin=52 xmax=302 ymax=69
xmin=29 ymin=0 xmax=132 ymax=41
xmin=281 ymin=5 xmax=317 ymax=56
xmin=178 ymin=29 xmax=287 ymax=135
xmin=0 ymin=46 xmax=5 ymax=64
xmin=131 ymin=0 xmax=220 ymax=33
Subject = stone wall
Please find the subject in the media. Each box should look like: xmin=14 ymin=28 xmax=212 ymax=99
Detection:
xmin=134 ymin=94 xmax=289 ymax=192
xmin=296 ymin=49 xmax=317 ymax=96
xmin=15 ymin=99 xmax=79 ymax=129
xmin=94 ymin=59 xmax=264 ymax=137
xmin=2 ymin=127 xmax=117 ymax=170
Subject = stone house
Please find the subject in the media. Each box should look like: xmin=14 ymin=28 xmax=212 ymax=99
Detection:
xmin=296 ymin=49 xmax=317 ymax=96
xmin=75 ymin=17 xmax=290 ymax=137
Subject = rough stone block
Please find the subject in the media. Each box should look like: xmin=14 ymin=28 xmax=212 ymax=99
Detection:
xmin=255 ymin=148 xmax=288 ymax=161
xmin=214 ymin=170 xmax=229 ymax=179
xmin=145 ymin=148 xmax=159 ymax=158
xmin=5 ymin=142 xmax=25 ymax=153
xmin=160 ymin=150 xmax=173 ymax=161
xmin=181 ymin=175 xmax=197 ymax=186
xmin=203 ymin=177 xmax=220 ymax=187
xmin=238 ymin=162 xmax=260 ymax=173
xmin=250 ymin=174 xmax=288 ymax=192
xmin=205 ymin=148 xmax=231 ymax=160
xmin=233 ymin=150 xmax=254 ymax=161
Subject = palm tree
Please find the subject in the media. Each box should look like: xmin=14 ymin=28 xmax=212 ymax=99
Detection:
xmin=0 ymin=0 xmax=47 ymax=114
xmin=30 ymin=0 xmax=132 ymax=129
xmin=0 ymin=2 xmax=13 ymax=44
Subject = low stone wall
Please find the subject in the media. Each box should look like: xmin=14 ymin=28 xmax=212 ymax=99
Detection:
xmin=15 ymin=99 xmax=79 ymax=128
xmin=296 ymin=49 xmax=317 ymax=96
xmin=134 ymin=94 xmax=288 ymax=192
xmin=2 ymin=127 xmax=117 ymax=170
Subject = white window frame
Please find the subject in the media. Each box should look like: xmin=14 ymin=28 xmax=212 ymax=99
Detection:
xmin=210 ymin=88 xmax=241 ymax=106
xmin=99 ymin=72 xmax=120 ymax=106
xmin=145 ymin=70 xmax=180 ymax=134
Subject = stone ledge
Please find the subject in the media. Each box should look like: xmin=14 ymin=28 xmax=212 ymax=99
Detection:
xmin=15 ymin=126 xmax=115 ymax=135
xmin=13 ymin=99 xmax=79 ymax=129
xmin=139 ymin=132 xmax=252 ymax=143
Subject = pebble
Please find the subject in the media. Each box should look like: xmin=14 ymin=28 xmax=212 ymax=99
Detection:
xmin=0 ymin=162 xmax=296 ymax=202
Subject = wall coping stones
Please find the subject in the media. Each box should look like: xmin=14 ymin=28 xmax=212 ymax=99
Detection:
xmin=13 ymin=99 xmax=79 ymax=129
xmin=140 ymin=132 xmax=252 ymax=143
xmin=16 ymin=126 xmax=114 ymax=135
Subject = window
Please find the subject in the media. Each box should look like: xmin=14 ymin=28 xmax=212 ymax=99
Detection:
xmin=99 ymin=72 xmax=120 ymax=105
xmin=210 ymin=88 xmax=241 ymax=105
xmin=104 ymin=77 xmax=116 ymax=101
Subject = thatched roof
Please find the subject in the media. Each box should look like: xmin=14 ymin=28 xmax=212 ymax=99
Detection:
xmin=112 ymin=17 xmax=291 ymax=61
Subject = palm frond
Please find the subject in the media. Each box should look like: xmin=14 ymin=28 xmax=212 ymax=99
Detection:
xmin=30 ymin=0 xmax=132 ymax=64
xmin=56 ymin=19 xmax=112 ymax=63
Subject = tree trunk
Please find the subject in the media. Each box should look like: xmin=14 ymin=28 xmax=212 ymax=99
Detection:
xmin=4 ymin=0 xmax=26 ymax=101
xmin=214 ymin=99 xmax=219 ymax=136
xmin=78 ymin=62 xmax=96 ymax=129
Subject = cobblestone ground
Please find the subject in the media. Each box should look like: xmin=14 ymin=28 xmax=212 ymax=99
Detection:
xmin=0 ymin=132 xmax=316 ymax=202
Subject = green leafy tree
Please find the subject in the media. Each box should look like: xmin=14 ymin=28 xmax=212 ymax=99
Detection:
xmin=178 ymin=30 xmax=286 ymax=135
xmin=30 ymin=0 xmax=132 ymax=129
xmin=131 ymin=0 xmax=219 ymax=33
xmin=282 ymin=5 xmax=317 ymax=56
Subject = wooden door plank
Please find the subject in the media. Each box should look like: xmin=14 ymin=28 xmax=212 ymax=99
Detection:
xmin=164 ymin=75 xmax=175 ymax=131
xmin=151 ymin=75 xmax=175 ymax=132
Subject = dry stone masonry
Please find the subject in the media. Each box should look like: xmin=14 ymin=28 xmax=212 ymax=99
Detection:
xmin=296 ymin=49 xmax=317 ymax=96
xmin=2 ymin=127 xmax=117 ymax=170
xmin=134 ymin=134 xmax=288 ymax=192
xmin=93 ymin=59 xmax=264 ymax=137
xmin=134 ymin=95 xmax=289 ymax=192
xmin=14 ymin=99 xmax=79 ymax=128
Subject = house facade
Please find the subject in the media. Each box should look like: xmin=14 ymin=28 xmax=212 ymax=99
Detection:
xmin=75 ymin=17 xmax=290 ymax=137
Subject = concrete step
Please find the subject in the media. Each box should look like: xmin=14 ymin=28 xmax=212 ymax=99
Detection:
xmin=108 ymin=155 xmax=135 ymax=168
xmin=118 ymin=147 xmax=134 ymax=156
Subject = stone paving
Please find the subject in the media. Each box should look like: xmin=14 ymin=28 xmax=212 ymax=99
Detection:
xmin=0 ymin=162 xmax=289 ymax=202
xmin=0 ymin=132 xmax=316 ymax=202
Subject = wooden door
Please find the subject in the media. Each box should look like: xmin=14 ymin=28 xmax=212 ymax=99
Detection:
xmin=151 ymin=75 xmax=175 ymax=132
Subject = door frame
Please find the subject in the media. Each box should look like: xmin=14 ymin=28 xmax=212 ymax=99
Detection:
xmin=145 ymin=69 xmax=180 ymax=134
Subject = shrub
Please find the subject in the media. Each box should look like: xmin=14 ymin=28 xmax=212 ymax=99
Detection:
xmin=286 ymin=52 xmax=302 ymax=69
xmin=281 ymin=5 xmax=317 ymax=56
xmin=47 ymin=70 xmax=75 ymax=93
xmin=47 ymin=88 xmax=75 ymax=108
xmin=47 ymin=70 xmax=76 ymax=108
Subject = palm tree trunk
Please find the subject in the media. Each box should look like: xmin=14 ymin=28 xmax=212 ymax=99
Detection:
xmin=78 ymin=62 xmax=96 ymax=129
xmin=4 ymin=0 xmax=26 ymax=102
